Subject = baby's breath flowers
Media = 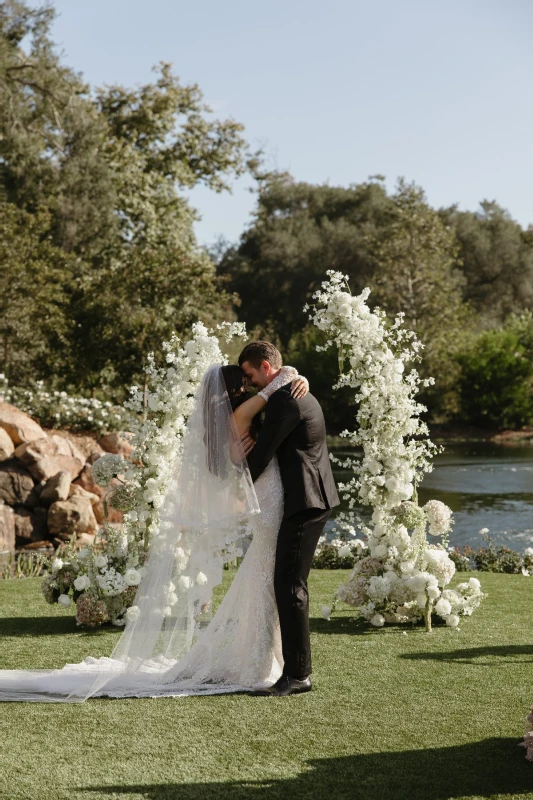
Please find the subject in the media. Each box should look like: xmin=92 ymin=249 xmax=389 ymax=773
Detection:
xmin=40 ymin=322 xmax=247 ymax=627
xmin=309 ymin=272 xmax=485 ymax=630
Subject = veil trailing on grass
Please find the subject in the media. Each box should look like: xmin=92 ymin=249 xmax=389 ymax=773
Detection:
xmin=0 ymin=365 xmax=261 ymax=701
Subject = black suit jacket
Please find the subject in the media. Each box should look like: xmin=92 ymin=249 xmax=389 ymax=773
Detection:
xmin=246 ymin=385 xmax=340 ymax=519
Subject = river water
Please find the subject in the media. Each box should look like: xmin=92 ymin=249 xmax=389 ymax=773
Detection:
xmin=331 ymin=442 xmax=533 ymax=552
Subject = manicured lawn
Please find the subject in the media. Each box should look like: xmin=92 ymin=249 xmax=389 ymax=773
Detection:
xmin=1 ymin=571 xmax=532 ymax=800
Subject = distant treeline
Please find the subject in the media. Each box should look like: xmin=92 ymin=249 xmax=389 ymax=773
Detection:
xmin=1 ymin=1 xmax=532 ymax=431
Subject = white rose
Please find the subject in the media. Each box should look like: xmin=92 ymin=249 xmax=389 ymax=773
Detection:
xmin=51 ymin=558 xmax=63 ymax=572
xmin=468 ymin=577 xmax=481 ymax=591
xmin=427 ymin=585 xmax=440 ymax=601
xmin=435 ymin=598 xmax=452 ymax=617
xmin=371 ymin=543 xmax=388 ymax=559
xmin=321 ymin=605 xmax=332 ymax=620
xmin=94 ymin=555 xmax=108 ymax=569
xmin=73 ymin=575 xmax=91 ymax=591
xmin=524 ymin=547 xmax=533 ymax=556
xmin=125 ymin=605 xmax=140 ymax=622
xmin=370 ymin=614 xmax=385 ymax=627
xmin=124 ymin=568 xmax=141 ymax=586
xmin=196 ymin=572 xmax=208 ymax=586
xmin=77 ymin=548 xmax=90 ymax=562
xmin=57 ymin=594 xmax=71 ymax=607
xmin=445 ymin=614 xmax=460 ymax=628
xmin=338 ymin=544 xmax=352 ymax=558
xmin=147 ymin=393 xmax=160 ymax=411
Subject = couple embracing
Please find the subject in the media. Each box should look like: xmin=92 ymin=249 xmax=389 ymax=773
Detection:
xmin=0 ymin=341 xmax=339 ymax=702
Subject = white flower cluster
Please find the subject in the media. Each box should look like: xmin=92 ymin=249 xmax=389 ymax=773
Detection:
xmin=0 ymin=374 xmax=132 ymax=434
xmin=91 ymin=454 xmax=128 ymax=487
xmin=119 ymin=321 xmax=246 ymax=547
xmin=44 ymin=321 xmax=248 ymax=627
xmin=42 ymin=525 xmax=146 ymax=626
xmin=310 ymin=272 xmax=485 ymax=630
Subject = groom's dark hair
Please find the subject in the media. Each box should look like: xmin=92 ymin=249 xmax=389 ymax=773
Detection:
xmin=238 ymin=341 xmax=282 ymax=369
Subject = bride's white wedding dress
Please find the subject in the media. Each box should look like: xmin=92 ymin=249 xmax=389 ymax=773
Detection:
xmin=0 ymin=366 xmax=285 ymax=702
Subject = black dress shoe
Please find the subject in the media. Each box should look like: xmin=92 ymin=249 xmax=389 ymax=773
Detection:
xmin=252 ymin=675 xmax=312 ymax=697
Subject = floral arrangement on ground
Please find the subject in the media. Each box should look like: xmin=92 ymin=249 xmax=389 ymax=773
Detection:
xmin=308 ymin=272 xmax=486 ymax=630
xmin=40 ymin=322 xmax=246 ymax=627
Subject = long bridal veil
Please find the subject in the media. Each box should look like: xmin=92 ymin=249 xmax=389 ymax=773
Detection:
xmin=0 ymin=365 xmax=260 ymax=702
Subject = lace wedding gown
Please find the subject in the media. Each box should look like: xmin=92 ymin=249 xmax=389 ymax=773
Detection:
xmin=0 ymin=367 xmax=285 ymax=702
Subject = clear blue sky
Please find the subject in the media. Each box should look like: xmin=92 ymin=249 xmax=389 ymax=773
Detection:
xmin=39 ymin=0 xmax=533 ymax=246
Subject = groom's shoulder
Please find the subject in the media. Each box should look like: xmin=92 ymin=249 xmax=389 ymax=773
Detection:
xmin=271 ymin=386 xmax=322 ymax=415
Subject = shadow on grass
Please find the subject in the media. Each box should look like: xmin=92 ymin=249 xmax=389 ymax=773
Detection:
xmin=0 ymin=617 xmax=118 ymax=638
xmin=401 ymin=644 xmax=533 ymax=664
xmin=79 ymin=738 xmax=532 ymax=800
xmin=309 ymin=616 xmax=371 ymax=636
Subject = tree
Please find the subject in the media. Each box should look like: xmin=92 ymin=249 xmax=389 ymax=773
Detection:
xmin=367 ymin=180 xmax=473 ymax=418
xmin=218 ymin=172 xmax=395 ymax=346
xmin=439 ymin=201 xmax=533 ymax=324
xmin=0 ymin=1 xmax=251 ymax=395
xmin=0 ymin=203 xmax=74 ymax=383
xmin=456 ymin=314 xmax=533 ymax=429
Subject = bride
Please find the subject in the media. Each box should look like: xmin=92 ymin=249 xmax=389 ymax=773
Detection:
xmin=0 ymin=363 xmax=308 ymax=702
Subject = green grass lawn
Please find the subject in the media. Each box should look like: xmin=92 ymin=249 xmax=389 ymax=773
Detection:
xmin=1 ymin=571 xmax=533 ymax=800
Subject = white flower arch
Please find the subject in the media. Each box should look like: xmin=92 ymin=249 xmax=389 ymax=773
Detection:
xmin=310 ymin=272 xmax=484 ymax=630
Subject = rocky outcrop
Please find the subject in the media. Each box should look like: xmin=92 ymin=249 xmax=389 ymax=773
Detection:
xmin=14 ymin=435 xmax=85 ymax=482
xmin=0 ymin=402 xmax=46 ymax=446
xmin=0 ymin=428 xmax=15 ymax=462
xmin=0 ymin=403 xmax=129 ymax=551
xmin=47 ymin=495 xmax=99 ymax=540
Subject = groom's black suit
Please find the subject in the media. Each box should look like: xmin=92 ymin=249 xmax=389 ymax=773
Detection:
xmin=246 ymin=385 xmax=339 ymax=679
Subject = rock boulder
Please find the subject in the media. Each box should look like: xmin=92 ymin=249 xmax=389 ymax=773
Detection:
xmin=13 ymin=506 xmax=48 ymax=546
xmin=98 ymin=431 xmax=134 ymax=458
xmin=0 ymin=501 xmax=15 ymax=567
xmin=0 ymin=402 xmax=46 ymax=446
xmin=0 ymin=459 xmax=35 ymax=505
xmin=14 ymin=434 xmax=85 ymax=482
xmin=0 ymin=428 xmax=15 ymax=462
xmin=47 ymin=496 xmax=99 ymax=540
xmin=40 ymin=471 xmax=71 ymax=504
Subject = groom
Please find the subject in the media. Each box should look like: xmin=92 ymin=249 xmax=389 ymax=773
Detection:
xmin=239 ymin=341 xmax=339 ymax=696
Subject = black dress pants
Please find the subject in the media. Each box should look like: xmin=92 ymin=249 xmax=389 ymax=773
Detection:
xmin=274 ymin=507 xmax=332 ymax=679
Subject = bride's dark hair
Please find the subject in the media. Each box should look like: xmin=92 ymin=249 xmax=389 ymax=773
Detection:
xmin=221 ymin=365 xmax=250 ymax=411
xmin=220 ymin=364 xmax=261 ymax=441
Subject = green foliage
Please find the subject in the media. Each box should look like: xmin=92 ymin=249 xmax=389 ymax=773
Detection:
xmin=456 ymin=313 xmax=533 ymax=428
xmin=440 ymin=201 xmax=533 ymax=324
xmin=0 ymin=374 xmax=132 ymax=433
xmin=0 ymin=202 xmax=75 ymax=384
xmin=367 ymin=179 xmax=473 ymax=420
xmin=312 ymin=544 xmax=357 ymax=569
xmin=219 ymin=172 xmax=395 ymax=346
xmin=0 ymin=1 xmax=249 ymax=396
xmin=285 ymin=325 xmax=356 ymax=432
